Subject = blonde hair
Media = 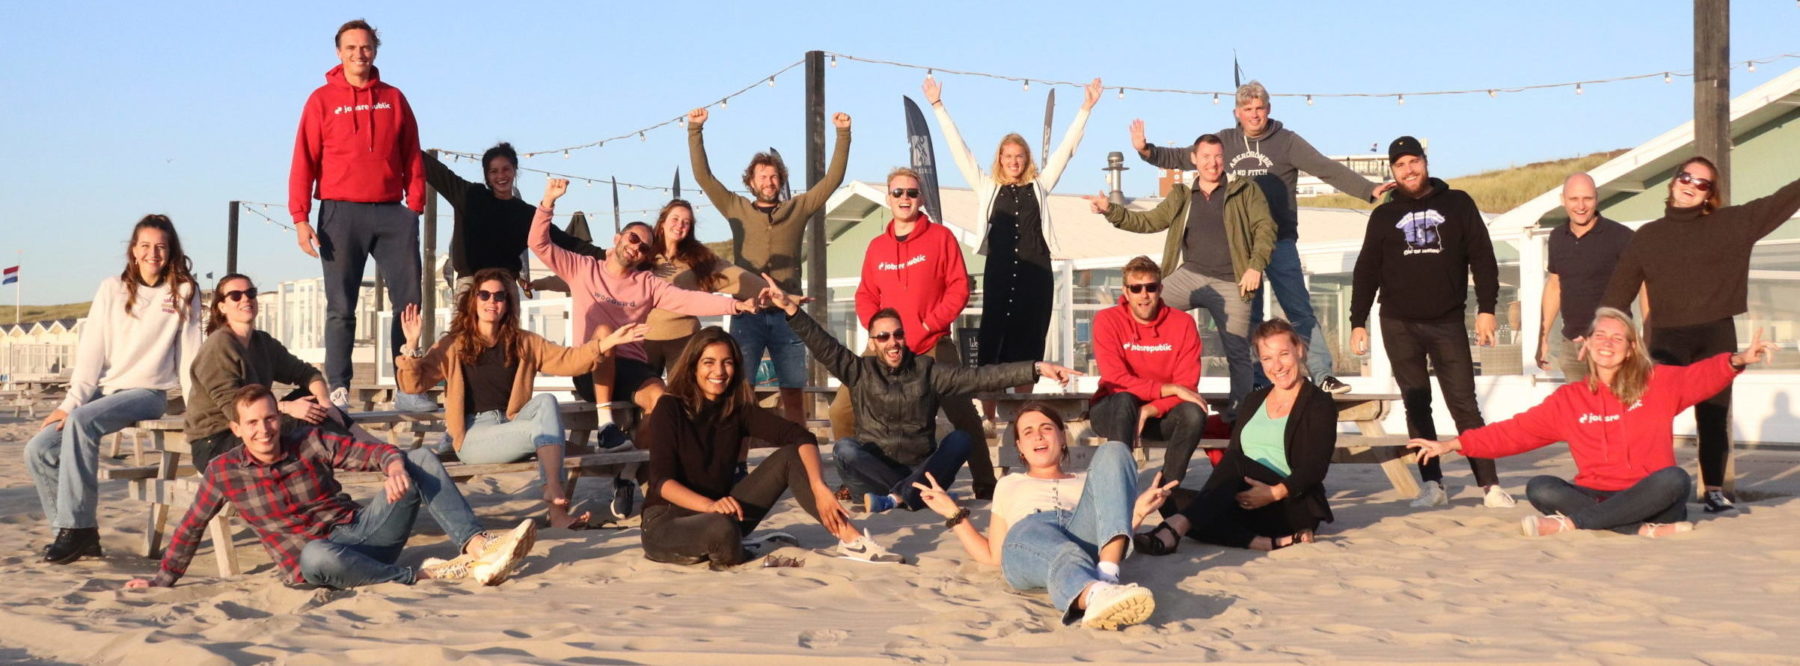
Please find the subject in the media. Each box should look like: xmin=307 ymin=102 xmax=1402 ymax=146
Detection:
xmin=990 ymin=134 xmax=1039 ymax=186
xmin=1235 ymin=81 xmax=1270 ymax=108
xmin=1583 ymin=307 xmax=1654 ymax=406
xmin=886 ymin=167 xmax=921 ymax=187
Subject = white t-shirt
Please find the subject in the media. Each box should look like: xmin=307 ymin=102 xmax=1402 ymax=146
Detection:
xmin=991 ymin=472 xmax=1086 ymax=526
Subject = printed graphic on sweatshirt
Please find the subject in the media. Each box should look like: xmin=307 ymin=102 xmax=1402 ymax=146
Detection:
xmin=877 ymin=254 xmax=929 ymax=271
xmin=333 ymin=102 xmax=394 ymax=115
xmin=1396 ymin=209 xmax=1445 ymax=255
xmin=1577 ymin=400 xmax=1644 ymax=424
xmin=1121 ymin=342 xmax=1174 ymax=353
xmin=1228 ymin=150 xmax=1273 ymax=178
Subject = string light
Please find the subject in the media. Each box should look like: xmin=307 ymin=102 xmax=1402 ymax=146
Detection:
xmin=1305 ymin=94 xmax=1313 ymax=105
xmin=1664 ymin=72 xmax=1673 ymax=83
xmin=1211 ymin=93 xmax=1219 ymax=104
xmin=829 ymin=54 xmax=837 ymax=68
xmin=1487 ymin=89 xmax=1497 ymax=98
xmin=1396 ymin=94 xmax=1405 ymax=106
xmin=767 ymin=76 xmax=776 ymax=87
xmin=1748 ymin=60 xmax=1757 ymax=72
xmin=1575 ymin=83 xmax=1583 ymax=95
xmin=562 ymin=150 xmax=569 ymax=158
xmin=237 ymin=201 xmax=295 ymax=232
xmin=720 ymin=98 xmax=728 ymax=110
xmin=1117 ymin=88 xmax=1124 ymax=100
xmin=1022 ymin=79 xmax=1030 ymax=92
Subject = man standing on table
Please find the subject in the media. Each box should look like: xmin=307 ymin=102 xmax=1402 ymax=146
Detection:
xmin=1536 ymin=173 xmax=1636 ymax=381
xmin=288 ymin=19 xmax=433 ymax=412
xmin=1348 ymin=136 xmax=1510 ymax=509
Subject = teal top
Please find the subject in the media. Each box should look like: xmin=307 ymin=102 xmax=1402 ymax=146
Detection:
xmin=1240 ymin=402 xmax=1291 ymax=476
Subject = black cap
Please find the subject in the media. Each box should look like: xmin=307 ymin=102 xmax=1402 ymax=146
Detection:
xmin=1388 ymin=136 xmax=1425 ymax=164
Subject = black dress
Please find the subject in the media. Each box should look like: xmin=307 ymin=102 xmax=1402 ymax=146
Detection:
xmin=977 ymin=183 xmax=1054 ymax=365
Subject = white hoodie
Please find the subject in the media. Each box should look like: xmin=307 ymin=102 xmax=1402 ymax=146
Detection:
xmin=57 ymin=276 xmax=203 ymax=414
xmin=931 ymin=102 xmax=1091 ymax=258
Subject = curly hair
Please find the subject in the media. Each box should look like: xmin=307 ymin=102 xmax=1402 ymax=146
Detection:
xmin=740 ymin=153 xmax=788 ymax=201
xmin=119 ymin=214 xmax=198 ymax=325
xmin=446 ymin=268 xmax=522 ymax=366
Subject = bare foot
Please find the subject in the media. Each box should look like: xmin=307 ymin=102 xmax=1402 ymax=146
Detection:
xmin=548 ymin=504 xmax=592 ymax=529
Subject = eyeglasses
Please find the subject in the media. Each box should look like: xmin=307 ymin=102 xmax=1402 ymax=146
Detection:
xmin=476 ymin=289 xmax=508 ymax=302
xmin=889 ymin=188 xmax=921 ymax=199
xmin=1676 ymin=171 xmax=1714 ymax=192
xmin=870 ymin=330 xmax=906 ymax=342
xmin=222 ymin=288 xmax=258 ymax=302
xmin=1125 ymin=283 xmax=1162 ymax=294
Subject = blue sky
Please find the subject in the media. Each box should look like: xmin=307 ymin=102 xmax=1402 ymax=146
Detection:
xmin=2 ymin=1 xmax=1794 ymax=304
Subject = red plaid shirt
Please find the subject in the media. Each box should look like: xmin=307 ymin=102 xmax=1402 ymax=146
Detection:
xmin=152 ymin=426 xmax=403 ymax=586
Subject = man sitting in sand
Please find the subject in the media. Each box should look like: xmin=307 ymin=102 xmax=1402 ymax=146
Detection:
xmin=127 ymin=384 xmax=536 ymax=589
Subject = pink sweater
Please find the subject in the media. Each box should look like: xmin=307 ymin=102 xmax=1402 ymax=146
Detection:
xmin=529 ymin=206 xmax=739 ymax=362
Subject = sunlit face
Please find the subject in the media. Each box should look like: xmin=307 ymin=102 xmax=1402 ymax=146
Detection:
xmin=228 ymin=395 xmax=283 ymax=463
xmin=999 ymin=141 xmax=1030 ymax=180
xmin=132 ymin=227 xmax=169 ymax=284
xmin=1669 ymin=162 xmax=1714 ymax=209
xmin=219 ymin=277 xmax=258 ymax=326
xmin=336 ymin=28 xmax=377 ymax=80
xmin=474 ymin=279 xmax=508 ymax=324
xmin=1235 ymin=98 xmax=1270 ymax=137
xmin=1562 ymin=174 xmax=1598 ymax=226
xmin=611 ymin=224 xmax=653 ymax=267
xmin=751 ymin=164 xmax=782 ymax=203
xmin=485 ymin=157 xmax=517 ymax=198
xmin=659 ymin=206 xmax=694 ymax=249
xmin=1257 ymin=333 xmax=1305 ymax=391
xmin=887 ymin=175 xmax=922 ymax=222
xmin=869 ymin=316 xmax=907 ymax=368
xmin=1123 ymin=271 xmax=1162 ymax=322
xmin=1015 ymin=410 xmax=1067 ymax=471
xmin=1585 ymin=317 xmax=1634 ymax=372
xmin=694 ymin=342 xmax=736 ymax=399
xmin=1392 ymin=155 xmax=1430 ymax=197
xmin=1191 ymin=141 xmax=1225 ymax=185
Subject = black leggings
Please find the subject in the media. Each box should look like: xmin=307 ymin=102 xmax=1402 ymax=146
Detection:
xmin=1160 ymin=483 xmax=1319 ymax=549
xmin=640 ymin=445 xmax=822 ymax=567
xmin=1648 ymin=318 xmax=1736 ymax=488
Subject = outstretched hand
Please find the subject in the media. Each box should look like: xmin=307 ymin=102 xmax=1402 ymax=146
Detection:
xmin=1034 ymin=362 xmax=1084 ymax=386
xmin=1084 ymin=191 xmax=1111 ymax=214
xmin=598 ymin=322 xmax=647 ymax=354
xmin=687 ymin=108 xmax=708 ymax=127
xmin=758 ymin=272 xmax=809 ymax=315
xmin=542 ymin=178 xmax=569 ymax=207
xmin=1735 ymin=327 xmax=1778 ymax=367
xmin=1082 ymin=77 xmax=1104 ymax=110
xmin=1407 ymin=437 xmax=1461 ymax=464
xmin=1129 ymin=119 xmax=1148 ymax=152
xmin=399 ymin=303 xmax=423 ymax=352
xmin=922 ymin=77 xmax=942 ymax=105
xmin=912 ymin=471 xmax=961 ymax=519
xmin=1133 ymin=472 xmax=1180 ymax=522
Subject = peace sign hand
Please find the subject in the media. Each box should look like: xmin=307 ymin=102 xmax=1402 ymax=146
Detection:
xmin=911 ymin=471 xmax=960 ymax=519
xmin=1132 ymin=471 xmax=1180 ymax=520
xmin=1735 ymin=327 xmax=1778 ymax=367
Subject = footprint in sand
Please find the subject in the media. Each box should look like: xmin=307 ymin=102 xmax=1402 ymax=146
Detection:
xmin=797 ymin=628 xmax=848 ymax=648
xmin=1575 ymin=640 xmax=1646 ymax=655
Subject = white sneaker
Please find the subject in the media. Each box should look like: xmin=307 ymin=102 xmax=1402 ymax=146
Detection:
xmin=1080 ymin=582 xmax=1156 ymax=630
xmin=329 ymin=386 xmax=351 ymax=412
xmin=1483 ymin=485 xmax=1517 ymax=508
xmin=1410 ymin=481 xmax=1449 ymax=508
xmin=471 ymin=519 xmax=538 ymax=585
xmin=833 ymin=529 xmax=905 ymax=564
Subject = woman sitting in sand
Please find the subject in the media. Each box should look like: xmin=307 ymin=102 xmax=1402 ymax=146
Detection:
xmin=1409 ymin=307 xmax=1774 ymax=537
xmin=1133 ymin=319 xmax=1339 ymax=555
xmin=913 ymin=405 xmax=1177 ymax=630
xmin=637 ymin=326 xmax=901 ymax=568
xmin=396 ymin=267 xmax=644 ymax=529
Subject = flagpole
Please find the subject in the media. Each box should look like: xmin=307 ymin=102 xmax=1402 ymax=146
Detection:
xmin=13 ymin=250 xmax=20 ymax=325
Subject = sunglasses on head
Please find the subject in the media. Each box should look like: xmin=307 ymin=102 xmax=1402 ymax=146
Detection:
xmin=889 ymin=188 xmax=921 ymax=199
xmin=1676 ymin=171 xmax=1713 ymax=192
xmin=870 ymin=330 xmax=906 ymax=342
xmin=476 ymin=289 xmax=508 ymax=302
xmin=1125 ymin=283 xmax=1162 ymax=294
xmin=223 ymin=288 xmax=258 ymax=302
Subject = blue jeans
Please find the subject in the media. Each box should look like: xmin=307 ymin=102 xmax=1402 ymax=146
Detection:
xmin=1526 ymin=467 xmax=1692 ymax=532
xmin=1251 ymin=239 xmax=1334 ymax=380
xmin=731 ymin=309 xmax=807 ymax=389
xmin=1001 ymin=441 xmax=1137 ymax=624
xmin=24 ymin=388 xmax=168 ymax=529
xmin=299 ymin=447 xmax=485 ymax=588
xmin=832 ymin=431 xmax=972 ymax=510
xmin=457 ymin=394 xmax=564 ymax=486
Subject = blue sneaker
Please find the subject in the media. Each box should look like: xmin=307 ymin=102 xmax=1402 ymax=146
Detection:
xmin=394 ymin=391 xmax=439 ymax=412
xmin=862 ymin=493 xmax=897 ymax=513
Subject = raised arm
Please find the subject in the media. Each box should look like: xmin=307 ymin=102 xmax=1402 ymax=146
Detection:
xmin=394 ymin=304 xmax=451 ymax=394
xmin=534 ymin=324 xmax=645 ymax=377
xmin=784 ymin=307 xmax=865 ymax=388
xmin=685 ymin=108 xmax=747 ymax=211
xmin=1286 ymin=131 xmax=1378 ymax=202
xmin=925 ymin=78 xmax=987 ymax=187
xmin=1094 ymin=187 xmax=1184 ymax=234
xmin=1036 ymin=78 xmax=1102 ymax=191
xmin=1131 ymin=119 xmax=1195 ymax=171
xmin=1733 ymin=174 xmax=1800 ymax=241
xmin=791 ymin=113 xmax=853 ymax=212
xmin=931 ymin=360 xmax=1043 ymax=396
xmin=421 ymin=150 xmax=471 ymax=211
xmin=527 ymin=179 xmax=595 ymax=281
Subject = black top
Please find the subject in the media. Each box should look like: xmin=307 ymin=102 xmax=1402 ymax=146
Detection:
xmin=989 ymin=184 xmax=1049 ymax=266
xmin=460 ymin=343 xmax=516 ymax=415
xmin=1182 ymin=183 xmax=1235 ymax=280
xmin=1349 ymin=178 xmax=1499 ymax=328
xmin=642 ymin=395 xmax=816 ymax=509
xmin=425 ymin=151 xmax=601 ymax=277
xmin=1547 ymin=216 xmax=1632 ymax=339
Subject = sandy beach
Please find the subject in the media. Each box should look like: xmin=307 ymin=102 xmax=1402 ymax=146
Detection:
xmin=2 ymin=411 xmax=1797 ymax=665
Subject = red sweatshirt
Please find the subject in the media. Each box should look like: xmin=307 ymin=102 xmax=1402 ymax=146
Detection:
xmin=288 ymin=64 xmax=426 ymax=224
xmin=855 ymin=215 xmax=969 ymax=354
xmin=1090 ymin=299 xmax=1203 ymax=415
xmin=1459 ymin=353 xmax=1741 ymax=491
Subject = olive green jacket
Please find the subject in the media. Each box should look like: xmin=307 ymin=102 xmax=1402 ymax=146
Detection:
xmin=1103 ymin=176 xmax=1276 ymax=301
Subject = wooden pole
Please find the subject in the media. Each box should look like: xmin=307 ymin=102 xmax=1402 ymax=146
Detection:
xmin=226 ymin=201 xmax=240 ymax=275
xmin=422 ymin=149 xmax=440 ymax=342
xmin=1694 ymin=0 xmax=1730 ymax=204
xmin=804 ymin=51 xmax=826 ymax=323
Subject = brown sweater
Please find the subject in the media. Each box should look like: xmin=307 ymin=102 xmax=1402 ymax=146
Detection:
xmin=688 ymin=124 xmax=850 ymax=293
xmin=395 ymin=330 xmax=604 ymax=449
xmin=1603 ymin=177 xmax=1800 ymax=327
xmin=187 ymin=329 xmax=323 ymax=440
xmin=645 ymin=255 xmax=765 ymax=342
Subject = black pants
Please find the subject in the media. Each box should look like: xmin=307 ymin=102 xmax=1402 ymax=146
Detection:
xmin=317 ymin=200 xmax=420 ymax=390
xmin=1087 ymin=393 xmax=1207 ymax=483
xmin=1526 ymin=467 xmax=1691 ymax=532
xmin=1379 ymin=316 xmax=1499 ymax=486
xmin=1648 ymin=317 xmax=1735 ymax=488
xmin=639 ymin=446 xmax=822 ymax=567
xmin=1161 ymin=473 xmax=1319 ymax=549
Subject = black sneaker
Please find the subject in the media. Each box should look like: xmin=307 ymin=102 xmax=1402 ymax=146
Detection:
xmin=611 ymin=477 xmax=638 ymax=518
xmin=43 ymin=527 xmax=102 ymax=564
xmin=1703 ymin=489 xmax=1735 ymax=513
xmin=1319 ymin=375 xmax=1352 ymax=394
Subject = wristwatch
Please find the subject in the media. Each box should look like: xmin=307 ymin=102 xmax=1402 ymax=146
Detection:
xmin=945 ymin=507 xmax=971 ymax=529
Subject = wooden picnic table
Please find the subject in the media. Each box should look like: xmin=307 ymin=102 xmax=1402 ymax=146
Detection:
xmin=346 ymin=384 xmax=445 ymax=411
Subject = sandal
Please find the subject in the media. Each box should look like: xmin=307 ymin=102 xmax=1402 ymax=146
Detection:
xmin=1520 ymin=513 xmax=1575 ymax=537
xmin=1131 ymin=523 xmax=1180 ymax=557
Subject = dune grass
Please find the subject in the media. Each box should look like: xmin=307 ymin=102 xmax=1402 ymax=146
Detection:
xmin=1299 ymin=149 xmax=1629 ymax=213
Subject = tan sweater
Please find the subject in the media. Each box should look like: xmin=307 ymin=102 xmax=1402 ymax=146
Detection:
xmin=688 ymin=124 xmax=850 ymax=293
xmin=645 ymin=255 xmax=765 ymax=341
xmin=395 ymin=330 xmax=604 ymax=450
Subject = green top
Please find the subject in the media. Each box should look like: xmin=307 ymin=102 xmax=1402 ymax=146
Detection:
xmin=1240 ymin=403 xmax=1291 ymax=476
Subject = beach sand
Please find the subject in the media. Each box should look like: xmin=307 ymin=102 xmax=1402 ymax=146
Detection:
xmin=2 ymin=412 xmax=1797 ymax=664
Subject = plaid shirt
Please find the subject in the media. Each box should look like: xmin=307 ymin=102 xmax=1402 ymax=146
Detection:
xmin=152 ymin=426 xmax=403 ymax=587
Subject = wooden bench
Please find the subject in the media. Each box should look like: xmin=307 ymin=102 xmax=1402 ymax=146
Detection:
xmin=346 ymin=384 xmax=446 ymax=411
xmin=981 ymin=390 xmax=1419 ymax=498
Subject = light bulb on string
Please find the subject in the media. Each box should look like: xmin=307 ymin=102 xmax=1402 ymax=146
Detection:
xmin=1305 ymin=94 xmax=1313 ymax=105
xmin=1022 ymin=79 xmax=1030 ymax=92
xmin=639 ymin=131 xmax=646 ymax=142
xmin=1117 ymin=88 xmax=1124 ymax=100
xmin=1212 ymin=93 xmax=1219 ymax=104
xmin=1396 ymin=94 xmax=1405 ymax=106
xmin=720 ymin=98 xmax=728 ymax=110
xmin=829 ymin=55 xmax=837 ymax=68
xmin=1487 ymin=89 xmax=1496 ymax=98
xmin=1748 ymin=60 xmax=1756 ymax=72
xmin=1664 ymin=72 xmax=1672 ymax=83
xmin=563 ymin=150 xmax=569 ymax=158
xmin=768 ymin=76 xmax=776 ymax=87
xmin=1575 ymin=83 xmax=1583 ymax=95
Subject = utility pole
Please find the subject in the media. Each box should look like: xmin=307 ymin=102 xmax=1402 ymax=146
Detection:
xmin=1694 ymin=0 xmax=1731 ymax=203
xmin=804 ymin=50 xmax=828 ymax=383
xmin=422 ymin=149 xmax=440 ymax=341
xmin=226 ymin=200 xmax=240 ymax=275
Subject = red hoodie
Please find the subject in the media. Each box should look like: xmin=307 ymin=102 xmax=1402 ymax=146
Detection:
xmin=1090 ymin=299 xmax=1202 ymax=415
xmin=288 ymin=65 xmax=426 ymax=224
xmin=1459 ymin=353 xmax=1740 ymax=491
xmin=855 ymin=215 xmax=969 ymax=354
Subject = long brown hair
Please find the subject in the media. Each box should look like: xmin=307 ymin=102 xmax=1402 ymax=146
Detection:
xmin=204 ymin=273 xmax=254 ymax=335
xmin=665 ymin=327 xmax=754 ymax=419
xmin=1583 ymin=307 xmax=1655 ymax=407
xmin=1008 ymin=402 xmax=1070 ymax=465
xmin=445 ymin=268 xmax=522 ymax=365
xmin=1666 ymin=156 xmax=1725 ymax=213
xmin=990 ymin=133 xmax=1040 ymax=186
xmin=120 ymin=214 xmax=198 ymax=324
xmin=650 ymin=200 xmax=724 ymax=291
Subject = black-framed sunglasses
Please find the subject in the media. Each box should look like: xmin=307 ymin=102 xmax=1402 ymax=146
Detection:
xmin=476 ymin=289 xmax=509 ymax=302
xmin=223 ymin=288 xmax=258 ymax=302
xmin=889 ymin=188 xmax=921 ymax=199
xmin=870 ymin=330 xmax=906 ymax=342
xmin=1676 ymin=171 xmax=1714 ymax=192
xmin=1125 ymin=283 xmax=1162 ymax=294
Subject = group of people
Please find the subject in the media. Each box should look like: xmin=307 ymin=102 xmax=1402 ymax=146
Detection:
xmin=20 ymin=18 xmax=1798 ymax=631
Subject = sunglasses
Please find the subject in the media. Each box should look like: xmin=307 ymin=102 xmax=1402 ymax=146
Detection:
xmin=889 ymin=188 xmax=921 ymax=199
xmin=223 ymin=288 xmax=258 ymax=302
xmin=476 ymin=289 xmax=508 ymax=302
xmin=1676 ymin=172 xmax=1713 ymax=192
xmin=870 ymin=330 xmax=906 ymax=342
xmin=1125 ymin=283 xmax=1162 ymax=294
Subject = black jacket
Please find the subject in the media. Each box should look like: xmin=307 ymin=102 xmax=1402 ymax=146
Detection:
xmin=425 ymin=151 xmax=599 ymax=277
xmin=787 ymin=310 xmax=1033 ymax=465
xmin=1201 ymin=380 xmax=1338 ymax=525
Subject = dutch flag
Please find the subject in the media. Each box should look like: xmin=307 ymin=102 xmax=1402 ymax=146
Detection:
xmin=1 ymin=265 xmax=15 ymax=286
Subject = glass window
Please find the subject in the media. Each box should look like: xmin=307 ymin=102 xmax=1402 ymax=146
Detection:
xmin=1744 ymin=239 xmax=1800 ymax=371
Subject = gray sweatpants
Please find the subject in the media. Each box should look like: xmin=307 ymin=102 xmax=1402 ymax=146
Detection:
xmin=1162 ymin=267 xmax=1253 ymax=418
